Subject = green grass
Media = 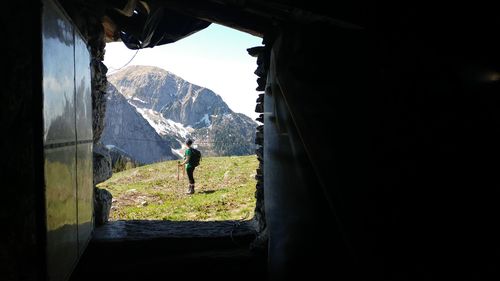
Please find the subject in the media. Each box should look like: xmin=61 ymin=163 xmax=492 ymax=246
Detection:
xmin=97 ymin=155 xmax=258 ymax=221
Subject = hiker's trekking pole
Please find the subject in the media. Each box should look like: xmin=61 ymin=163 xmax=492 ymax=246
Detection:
xmin=177 ymin=161 xmax=180 ymax=181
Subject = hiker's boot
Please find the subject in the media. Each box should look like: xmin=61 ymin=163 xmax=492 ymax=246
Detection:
xmin=186 ymin=184 xmax=194 ymax=194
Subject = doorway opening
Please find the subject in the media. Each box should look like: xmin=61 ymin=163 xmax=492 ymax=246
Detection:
xmin=97 ymin=23 xmax=263 ymax=224
xmin=59 ymin=3 xmax=270 ymax=279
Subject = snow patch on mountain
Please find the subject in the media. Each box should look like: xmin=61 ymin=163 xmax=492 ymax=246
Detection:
xmin=130 ymin=102 xmax=192 ymax=139
xmin=132 ymin=96 xmax=147 ymax=104
xmin=196 ymin=114 xmax=211 ymax=127
xmin=171 ymin=148 xmax=183 ymax=158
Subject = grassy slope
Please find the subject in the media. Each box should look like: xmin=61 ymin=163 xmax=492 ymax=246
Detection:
xmin=98 ymin=155 xmax=258 ymax=221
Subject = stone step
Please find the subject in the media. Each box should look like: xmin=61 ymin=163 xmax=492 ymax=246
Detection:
xmin=69 ymin=220 xmax=266 ymax=280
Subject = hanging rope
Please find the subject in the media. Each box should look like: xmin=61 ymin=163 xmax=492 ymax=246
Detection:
xmin=106 ymin=47 xmax=140 ymax=75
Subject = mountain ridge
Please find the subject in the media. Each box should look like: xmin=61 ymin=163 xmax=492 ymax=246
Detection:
xmin=104 ymin=65 xmax=257 ymax=160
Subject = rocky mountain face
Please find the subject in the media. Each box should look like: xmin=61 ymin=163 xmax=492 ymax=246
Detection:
xmin=106 ymin=65 xmax=257 ymax=157
xmin=100 ymin=83 xmax=177 ymax=164
xmin=191 ymin=112 xmax=257 ymax=155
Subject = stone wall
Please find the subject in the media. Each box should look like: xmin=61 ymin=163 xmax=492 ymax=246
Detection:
xmin=247 ymin=44 xmax=271 ymax=251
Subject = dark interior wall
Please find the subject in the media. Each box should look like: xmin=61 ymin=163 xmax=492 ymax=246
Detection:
xmin=265 ymin=24 xmax=367 ymax=280
xmin=368 ymin=6 xmax=500 ymax=279
xmin=0 ymin=2 xmax=45 ymax=280
xmin=265 ymin=6 xmax=500 ymax=279
xmin=0 ymin=1 xmax=102 ymax=280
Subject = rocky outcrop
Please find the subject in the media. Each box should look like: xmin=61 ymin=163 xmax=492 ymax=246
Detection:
xmin=107 ymin=145 xmax=140 ymax=172
xmin=93 ymin=144 xmax=113 ymax=185
xmin=93 ymin=144 xmax=113 ymax=226
xmin=94 ymin=187 xmax=113 ymax=226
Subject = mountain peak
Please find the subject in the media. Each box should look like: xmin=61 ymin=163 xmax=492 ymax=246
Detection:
xmin=104 ymin=65 xmax=257 ymax=157
xmin=107 ymin=65 xmax=184 ymax=86
xmin=108 ymin=65 xmax=235 ymax=125
xmin=109 ymin=65 xmax=169 ymax=76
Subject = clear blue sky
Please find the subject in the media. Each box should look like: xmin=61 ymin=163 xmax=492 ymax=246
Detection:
xmin=103 ymin=23 xmax=263 ymax=119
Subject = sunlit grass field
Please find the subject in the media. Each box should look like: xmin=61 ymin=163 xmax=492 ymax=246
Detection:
xmin=97 ymin=155 xmax=258 ymax=221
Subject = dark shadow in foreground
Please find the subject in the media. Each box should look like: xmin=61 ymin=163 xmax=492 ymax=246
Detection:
xmin=69 ymin=220 xmax=266 ymax=281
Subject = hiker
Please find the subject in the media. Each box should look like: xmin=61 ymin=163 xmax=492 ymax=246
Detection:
xmin=179 ymin=139 xmax=196 ymax=194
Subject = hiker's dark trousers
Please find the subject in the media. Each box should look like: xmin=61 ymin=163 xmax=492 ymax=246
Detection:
xmin=187 ymin=167 xmax=195 ymax=184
